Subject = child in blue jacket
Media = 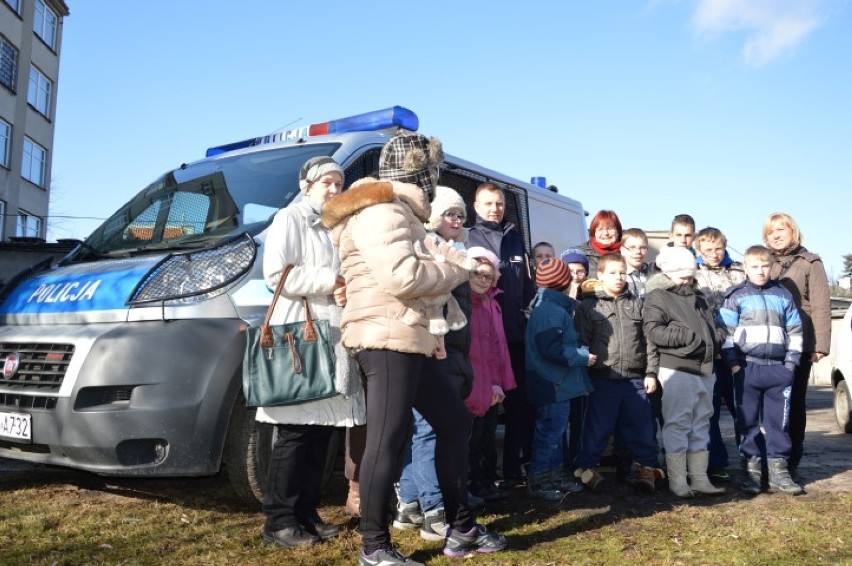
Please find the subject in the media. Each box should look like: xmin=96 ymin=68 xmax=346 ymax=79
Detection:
xmin=525 ymin=259 xmax=596 ymax=501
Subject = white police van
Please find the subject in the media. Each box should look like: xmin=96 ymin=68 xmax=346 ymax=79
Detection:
xmin=0 ymin=107 xmax=586 ymax=506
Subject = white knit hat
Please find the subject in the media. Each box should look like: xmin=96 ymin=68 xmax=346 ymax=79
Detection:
xmin=656 ymin=246 xmax=696 ymax=279
xmin=425 ymin=185 xmax=467 ymax=231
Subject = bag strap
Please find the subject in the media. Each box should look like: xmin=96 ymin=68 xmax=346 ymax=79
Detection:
xmin=260 ymin=265 xmax=318 ymax=347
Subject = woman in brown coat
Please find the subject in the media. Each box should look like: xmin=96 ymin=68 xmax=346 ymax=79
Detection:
xmin=763 ymin=212 xmax=831 ymax=481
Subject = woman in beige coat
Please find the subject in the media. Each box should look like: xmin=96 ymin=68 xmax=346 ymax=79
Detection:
xmin=258 ymin=156 xmax=365 ymax=549
xmin=322 ymin=133 xmax=507 ymax=566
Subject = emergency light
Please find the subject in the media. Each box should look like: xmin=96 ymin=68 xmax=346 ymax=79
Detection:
xmin=205 ymin=106 xmax=418 ymax=158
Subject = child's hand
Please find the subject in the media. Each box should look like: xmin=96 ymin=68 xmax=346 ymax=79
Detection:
xmin=433 ymin=336 xmax=447 ymax=360
xmin=490 ymin=385 xmax=505 ymax=406
xmin=731 ymin=365 xmax=742 ymax=375
xmin=587 ymin=354 xmax=597 ymax=367
xmin=644 ymin=377 xmax=657 ymax=394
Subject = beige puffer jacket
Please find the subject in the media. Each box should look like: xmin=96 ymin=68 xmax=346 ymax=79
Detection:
xmin=322 ymin=178 xmax=473 ymax=356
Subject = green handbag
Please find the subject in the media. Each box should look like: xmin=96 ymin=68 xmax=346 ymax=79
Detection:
xmin=242 ymin=265 xmax=337 ymax=407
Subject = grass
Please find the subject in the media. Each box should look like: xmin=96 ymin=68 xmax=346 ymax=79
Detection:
xmin=1 ymin=468 xmax=851 ymax=565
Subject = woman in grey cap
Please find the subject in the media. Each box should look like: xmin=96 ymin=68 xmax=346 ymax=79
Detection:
xmin=258 ymin=156 xmax=366 ymax=549
xmin=322 ymin=133 xmax=507 ymax=566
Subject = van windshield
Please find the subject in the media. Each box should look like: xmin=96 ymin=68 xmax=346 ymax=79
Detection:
xmin=71 ymin=144 xmax=339 ymax=260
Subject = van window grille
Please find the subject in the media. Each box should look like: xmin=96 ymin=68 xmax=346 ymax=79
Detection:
xmin=0 ymin=343 xmax=74 ymax=393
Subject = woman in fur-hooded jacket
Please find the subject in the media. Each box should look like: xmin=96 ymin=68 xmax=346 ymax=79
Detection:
xmin=321 ymin=133 xmax=506 ymax=562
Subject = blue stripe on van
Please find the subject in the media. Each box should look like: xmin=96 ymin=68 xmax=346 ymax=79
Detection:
xmin=0 ymin=267 xmax=152 ymax=314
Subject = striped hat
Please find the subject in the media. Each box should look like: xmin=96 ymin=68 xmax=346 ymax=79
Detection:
xmin=536 ymin=258 xmax=572 ymax=290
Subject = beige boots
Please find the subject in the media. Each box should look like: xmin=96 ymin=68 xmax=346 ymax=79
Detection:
xmin=667 ymin=451 xmax=726 ymax=497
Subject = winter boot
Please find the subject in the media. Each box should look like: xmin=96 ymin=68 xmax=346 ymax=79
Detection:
xmin=526 ymin=472 xmax=564 ymax=501
xmin=687 ymin=451 xmax=726 ymax=495
xmin=630 ymin=464 xmax=664 ymax=494
xmin=665 ymin=453 xmax=694 ymax=498
xmin=345 ymin=480 xmax=361 ymax=517
xmin=767 ymin=458 xmax=804 ymax=495
xmin=574 ymin=467 xmax=606 ymax=492
xmin=739 ymin=456 xmax=763 ymax=495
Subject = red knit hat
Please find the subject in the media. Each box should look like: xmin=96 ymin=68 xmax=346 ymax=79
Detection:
xmin=536 ymin=258 xmax=572 ymax=290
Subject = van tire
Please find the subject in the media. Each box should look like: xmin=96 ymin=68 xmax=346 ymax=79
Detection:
xmin=223 ymin=391 xmax=342 ymax=509
xmin=835 ymin=379 xmax=852 ymax=434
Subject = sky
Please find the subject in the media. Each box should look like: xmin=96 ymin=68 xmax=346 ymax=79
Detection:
xmin=47 ymin=0 xmax=852 ymax=279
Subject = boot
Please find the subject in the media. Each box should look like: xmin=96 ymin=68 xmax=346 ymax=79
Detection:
xmin=665 ymin=453 xmax=694 ymax=498
xmin=630 ymin=464 xmax=664 ymax=494
xmin=687 ymin=451 xmax=725 ymax=495
xmin=526 ymin=472 xmax=564 ymax=501
xmin=739 ymin=457 xmax=763 ymax=495
xmin=767 ymin=458 xmax=804 ymax=495
xmin=345 ymin=480 xmax=360 ymax=517
xmin=573 ymin=467 xmax=605 ymax=493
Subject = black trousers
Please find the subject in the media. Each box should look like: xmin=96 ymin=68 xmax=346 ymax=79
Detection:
xmin=469 ymin=404 xmax=499 ymax=485
xmin=356 ymin=349 xmax=474 ymax=554
xmin=502 ymin=341 xmax=535 ymax=478
xmin=788 ymin=359 xmax=812 ymax=468
xmin=262 ymin=423 xmax=334 ymax=531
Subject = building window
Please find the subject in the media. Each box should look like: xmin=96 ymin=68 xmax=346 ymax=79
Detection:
xmin=34 ymin=0 xmax=58 ymax=50
xmin=4 ymin=0 xmax=21 ymax=15
xmin=17 ymin=211 xmax=43 ymax=238
xmin=28 ymin=66 xmax=52 ymax=117
xmin=22 ymin=137 xmax=46 ymax=187
xmin=0 ymin=118 xmax=10 ymax=168
xmin=0 ymin=36 xmax=17 ymax=90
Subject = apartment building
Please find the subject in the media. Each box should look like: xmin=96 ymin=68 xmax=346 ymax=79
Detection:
xmin=1 ymin=0 xmax=69 ymax=242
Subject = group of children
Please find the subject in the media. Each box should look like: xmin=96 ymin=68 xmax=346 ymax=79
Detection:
xmin=522 ymin=213 xmax=805 ymax=499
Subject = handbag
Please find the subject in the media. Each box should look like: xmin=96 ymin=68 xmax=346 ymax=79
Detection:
xmin=242 ymin=264 xmax=337 ymax=407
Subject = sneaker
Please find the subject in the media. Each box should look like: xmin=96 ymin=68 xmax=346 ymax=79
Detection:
xmin=708 ymin=468 xmax=733 ymax=483
xmin=419 ymin=507 xmax=450 ymax=541
xmin=262 ymin=525 xmax=320 ymax=548
xmin=574 ymin=467 xmax=605 ymax=492
xmin=526 ymin=472 xmax=564 ymax=502
xmin=551 ymin=470 xmax=584 ymax=494
xmin=470 ymin=481 xmax=508 ymax=501
xmin=443 ymin=524 xmax=507 ymax=557
xmin=391 ymin=500 xmax=423 ymax=530
xmin=358 ymin=547 xmax=424 ymax=566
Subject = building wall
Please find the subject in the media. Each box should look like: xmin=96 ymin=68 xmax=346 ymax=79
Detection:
xmin=0 ymin=0 xmax=69 ymax=241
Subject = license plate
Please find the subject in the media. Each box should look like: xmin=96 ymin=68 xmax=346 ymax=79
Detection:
xmin=0 ymin=411 xmax=32 ymax=442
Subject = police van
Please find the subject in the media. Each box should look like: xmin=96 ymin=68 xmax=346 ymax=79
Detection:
xmin=0 ymin=107 xmax=586 ymax=506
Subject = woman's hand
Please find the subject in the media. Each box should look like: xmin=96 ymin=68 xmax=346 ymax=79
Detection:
xmin=333 ymin=276 xmax=347 ymax=307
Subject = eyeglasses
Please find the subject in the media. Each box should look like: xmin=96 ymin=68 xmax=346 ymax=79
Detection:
xmin=443 ymin=212 xmax=466 ymax=222
xmin=472 ymin=271 xmax=494 ymax=282
xmin=623 ymin=246 xmax=648 ymax=253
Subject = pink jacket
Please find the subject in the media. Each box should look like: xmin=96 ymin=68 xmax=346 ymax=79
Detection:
xmin=466 ymin=287 xmax=517 ymax=417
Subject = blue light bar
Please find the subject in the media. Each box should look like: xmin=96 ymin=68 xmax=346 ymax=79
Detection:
xmin=204 ymin=106 xmax=419 ymax=158
xmin=309 ymin=106 xmax=418 ymax=135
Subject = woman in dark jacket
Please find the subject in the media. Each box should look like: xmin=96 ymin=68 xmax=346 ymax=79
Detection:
xmin=763 ymin=212 xmax=831 ymax=480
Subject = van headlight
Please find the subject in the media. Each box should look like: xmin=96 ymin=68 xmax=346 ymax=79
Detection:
xmin=128 ymin=233 xmax=256 ymax=305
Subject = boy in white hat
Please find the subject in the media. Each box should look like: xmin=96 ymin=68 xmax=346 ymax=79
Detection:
xmin=642 ymin=246 xmax=724 ymax=498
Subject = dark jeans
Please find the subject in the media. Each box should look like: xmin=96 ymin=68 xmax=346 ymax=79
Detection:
xmin=469 ymin=404 xmax=500 ymax=486
xmin=708 ymin=359 xmax=740 ymax=470
xmin=564 ymin=395 xmax=588 ymax=472
xmin=356 ymin=349 xmax=473 ymax=554
xmin=789 ymin=359 xmax=812 ymax=468
xmin=263 ymin=423 xmax=334 ymax=531
xmin=502 ymin=341 xmax=535 ymax=478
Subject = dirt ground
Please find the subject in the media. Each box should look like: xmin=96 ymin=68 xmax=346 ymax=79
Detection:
xmin=1 ymin=384 xmax=850 ymax=500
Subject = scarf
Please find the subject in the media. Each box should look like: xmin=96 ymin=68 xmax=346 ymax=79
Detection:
xmin=589 ymin=238 xmax=622 ymax=256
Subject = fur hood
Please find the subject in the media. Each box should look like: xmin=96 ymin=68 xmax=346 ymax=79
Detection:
xmin=646 ymin=273 xmax=677 ymax=293
xmin=321 ymin=177 xmax=431 ymax=230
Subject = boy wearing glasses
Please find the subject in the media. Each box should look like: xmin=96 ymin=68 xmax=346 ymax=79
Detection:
xmin=621 ymin=228 xmax=653 ymax=302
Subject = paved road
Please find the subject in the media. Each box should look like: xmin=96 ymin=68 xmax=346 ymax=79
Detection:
xmin=1 ymin=385 xmax=851 ymax=492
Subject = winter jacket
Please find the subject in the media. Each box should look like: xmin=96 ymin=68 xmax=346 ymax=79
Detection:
xmin=717 ymin=280 xmax=803 ymax=372
xmin=626 ymin=262 xmax=653 ymax=302
xmin=256 ymin=198 xmax=366 ymax=427
xmin=694 ymin=263 xmax=746 ymax=319
xmin=467 ymin=288 xmax=517 ymax=417
xmin=467 ymin=217 xmax=535 ymax=344
xmin=769 ymin=246 xmax=831 ymax=355
xmin=576 ymin=284 xmax=658 ymax=380
xmin=643 ymin=274 xmax=718 ymax=377
xmin=321 ymin=178 xmax=472 ymax=356
xmin=577 ymin=241 xmax=602 ymax=279
xmin=525 ymin=288 xmax=593 ymax=406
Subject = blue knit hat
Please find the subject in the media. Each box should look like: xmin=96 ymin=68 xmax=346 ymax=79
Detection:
xmin=560 ymin=248 xmax=589 ymax=273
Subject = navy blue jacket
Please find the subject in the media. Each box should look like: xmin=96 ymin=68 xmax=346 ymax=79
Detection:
xmin=468 ymin=217 xmax=536 ymax=344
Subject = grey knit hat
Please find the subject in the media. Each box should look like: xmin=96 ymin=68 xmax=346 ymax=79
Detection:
xmin=299 ymin=156 xmax=344 ymax=193
xmin=378 ymin=133 xmax=443 ymax=201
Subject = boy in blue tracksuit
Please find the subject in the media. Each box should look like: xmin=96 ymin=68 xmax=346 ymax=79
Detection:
xmin=525 ymin=258 xmax=595 ymax=501
xmin=717 ymin=245 xmax=804 ymax=495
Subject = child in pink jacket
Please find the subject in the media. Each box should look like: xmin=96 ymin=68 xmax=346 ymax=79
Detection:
xmin=466 ymin=246 xmax=517 ymax=501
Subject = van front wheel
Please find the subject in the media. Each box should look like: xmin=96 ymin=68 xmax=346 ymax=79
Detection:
xmin=223 ymin=393 xmax=342 ymax=509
